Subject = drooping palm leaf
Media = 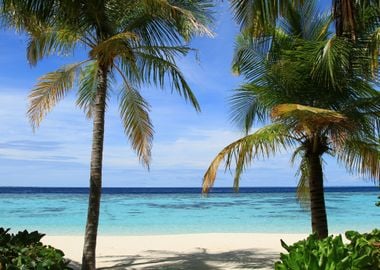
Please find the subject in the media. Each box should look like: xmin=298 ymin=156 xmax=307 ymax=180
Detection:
xmin=203 ymin=123 xmax=297 ymax=193
xmin=119 ymin=84 xmax=153 ymax=167
xmin=336 ymin=137 xmax=380 ymax=182
xmin=229 ymin=83 xmax=270 ymax=133
xmin=76 ymin=61 xmax=99 ymax=118
xmin=28 ymin=62 xmax=85 ymax=129
xmin=132 ymin=50 xmax=200 ymax=111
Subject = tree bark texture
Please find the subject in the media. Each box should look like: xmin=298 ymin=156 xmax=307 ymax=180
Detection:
xmin=81 ymin=65 xmax=108 ymax=270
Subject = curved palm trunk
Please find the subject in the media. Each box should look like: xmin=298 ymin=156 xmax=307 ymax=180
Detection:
xmin=82 ymin=65 xmax=108 ymax=270
xmin=308 ymin=151 xmax=328 ymax=239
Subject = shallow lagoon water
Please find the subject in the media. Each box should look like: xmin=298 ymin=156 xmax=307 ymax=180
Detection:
xmin=0 ymin=187 xmax=379 ymax=235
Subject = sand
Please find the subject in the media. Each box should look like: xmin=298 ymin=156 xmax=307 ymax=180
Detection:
xmin=43 ymin=233 xmax=307 ymax=269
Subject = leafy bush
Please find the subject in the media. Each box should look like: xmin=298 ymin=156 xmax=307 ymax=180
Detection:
xmin=275 ymin=229 xmax=380 ymax=270
xmin=0 ymin=228 xmax=72 ymax=269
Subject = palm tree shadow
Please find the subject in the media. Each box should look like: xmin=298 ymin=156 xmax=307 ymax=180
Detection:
xmin=68 ymin=260 xmax=81 ymax=270
xmin=96 ymin=248 xmax=278 ymax=269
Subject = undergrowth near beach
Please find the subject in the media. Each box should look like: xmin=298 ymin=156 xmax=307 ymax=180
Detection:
xmin=275 ymin=229 xmax=380 ymax=270
xmin=0 ymin=228 xmax=72 ymax=269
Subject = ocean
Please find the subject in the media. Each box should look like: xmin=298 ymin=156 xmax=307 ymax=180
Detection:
xmin=1 ymin=187 xmax=379 ymax=235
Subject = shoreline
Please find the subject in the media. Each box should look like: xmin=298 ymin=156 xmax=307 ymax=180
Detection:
xmin=43 ymin=233 xmax=308 ymax=269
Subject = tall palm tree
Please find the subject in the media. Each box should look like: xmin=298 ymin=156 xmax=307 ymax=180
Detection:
xmin=203 ymin=0 xmax=380 ymax=239
xmin=2 ymin=1 xmax=213 ymax=269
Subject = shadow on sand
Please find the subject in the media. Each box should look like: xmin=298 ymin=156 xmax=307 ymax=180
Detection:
xmin=69 ymin=248 xmax=278 ymax=269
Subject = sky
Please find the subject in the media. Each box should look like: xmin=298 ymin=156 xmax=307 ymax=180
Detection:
xmin=0 ymin=1 xmax=375 ymax=187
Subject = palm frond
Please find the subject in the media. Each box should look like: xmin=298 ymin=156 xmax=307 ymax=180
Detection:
xmin=290 ymin=145 xmax=310 ymax=208
xmin=28 ymin=62 xmax=84 ymax=129
xmin=121 ymin=0 xmax=213 ymax=50
xmin=336 ymin=137 xmax=380 ymax=182
xmin=89 ymin=31 xmax=139 ymax=65
xmin=119 ymin=84 xmax=153 ymax=167
xmin=141 ymin=0 xmax=213 ymax=39
xmin=133 ymin=49 xmax=200 ymax=111
xmin=202 ymin=123 xmax=296 ymax=193
xmin=232 ymin=33 xmax=272 ymax=80
xmin=76 ymin=61 xmax=99 ymax=118
xmin=230 ymin=0 xmax=305 ymax=37
xmin=27 ymin=27 xmax=79 ymax=66
xmin=229 ymin=83 xmax=270 ymax=133
xmin=311 ymin=36 xmax=352 ymax=89
xmin=272 ymin=103 xmax=350 ymax=133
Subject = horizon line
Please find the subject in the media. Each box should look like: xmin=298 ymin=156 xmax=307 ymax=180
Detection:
xmin=1 ymin=185 xmax=378 ymax=188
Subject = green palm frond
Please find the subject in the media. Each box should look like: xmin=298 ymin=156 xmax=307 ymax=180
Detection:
xmin=278 ymin=0 xmax=331 ymax=40
xmin=230 ymin=0 xmax=305 ymax=37
xmin=119 ymin=84 xmax=153 ymax=167
xmin=140 ymin=0 xmax=213 ymax=39
xmin=76 ymin=61 xmax=99 ymax=118
xmin=336 ymin=137 xmax=380 ymax=182
xmin=311 ymin=36 xmax=352 ymax=89
xmin=133 ymin=49 xmax=200 ymax=111
xmin=28 ymin=62 xmax=85 ymax=129
xmin=2 ymin=0 xmax=55 ymax=21
xmin=133 ymin=45 xmax=191 ymax=63
xmin=122 ymin=0 xmax=213 ymax=49
xmin=27 ymin=27 xmax=79 ymax=66
xmin=202 ymin=123 xmax=296 ymax=193
xmin=229 ymin=83 xmax=270 ymax=133
xmin=232 ymin=33 xmax=272 ymax=80
xmin=291 ymin=145 xmax=310 ymax=208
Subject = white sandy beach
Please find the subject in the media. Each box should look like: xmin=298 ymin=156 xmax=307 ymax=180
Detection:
xmin=43 ymin=233 xmax=307 ymax=269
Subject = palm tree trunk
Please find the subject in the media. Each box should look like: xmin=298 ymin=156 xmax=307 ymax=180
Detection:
xmin=333 ymin=0 xmax=356 ymax=39
xmin=81 ymin=65 xmax=108 ymax=270
xmin=308 ymin=152 xmax=328 ymax=239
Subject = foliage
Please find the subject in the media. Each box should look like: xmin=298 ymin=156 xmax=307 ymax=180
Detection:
xmin=376 ymin=196 xmax=380 ymax=207
xmin=1 ymin=0 xmax=214 ymax=167
xmin=275 ymin=229 xmax=380 ymax=270
xmin=202 ymin=0 xmax=380 ymax=204
xmin=0 ymin=228 xmax=71 ymax=269
xmin=230 ymin=0 xmax=380 ymax=41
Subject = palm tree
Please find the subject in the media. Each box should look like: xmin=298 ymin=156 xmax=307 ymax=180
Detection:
xmin=2 ymin=1 xmax=213 ymax=269
xmin=203 ymin=1 xmax=379 ymax=239
xmin=230 ymin=0 xmax=380 ymax=39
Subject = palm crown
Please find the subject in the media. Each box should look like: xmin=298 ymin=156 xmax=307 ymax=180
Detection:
xmin=203 ymin=0 xmax=379 ymax=238
xmin=3 ymin=0 xmax=213 ymax=166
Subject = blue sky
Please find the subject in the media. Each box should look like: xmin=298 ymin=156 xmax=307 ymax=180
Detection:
xmin=0 ymin=1 xmax=375 ymax=187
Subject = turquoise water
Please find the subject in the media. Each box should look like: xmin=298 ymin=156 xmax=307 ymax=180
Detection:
xmin=0 ymin=188 xmax=379 ymax=235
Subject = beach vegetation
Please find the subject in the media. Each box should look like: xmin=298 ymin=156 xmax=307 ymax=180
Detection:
xmin=1 ymin=0 xmax=213 ymax=269
xmin=202 ymin=0 xmax=380 ymax=239
xmin=275 ymin=229 xmax=380 ymax=270
xmin=0 ymin=228 xmax=71 ymax=270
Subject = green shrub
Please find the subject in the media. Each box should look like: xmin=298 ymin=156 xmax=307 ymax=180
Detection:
xmin=0 ymin=228 xmax=72 ymax=270
xmin=275 ymin=229 xmax=380 ymax=270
